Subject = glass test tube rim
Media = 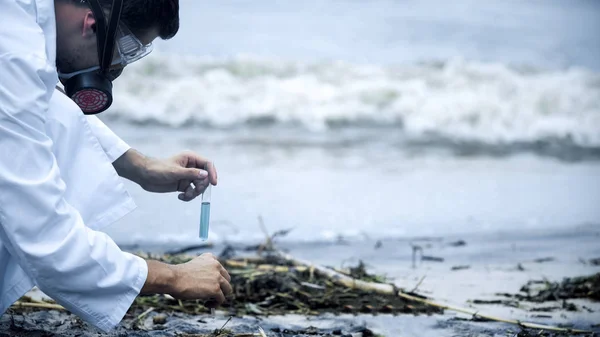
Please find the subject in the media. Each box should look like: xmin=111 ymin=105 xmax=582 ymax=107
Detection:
xmin=202 ymin=184 xmax=212 ymax=203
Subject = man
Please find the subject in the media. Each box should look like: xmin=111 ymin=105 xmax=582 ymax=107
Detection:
xmin=0 ymin=0 xmax=232 ymax=332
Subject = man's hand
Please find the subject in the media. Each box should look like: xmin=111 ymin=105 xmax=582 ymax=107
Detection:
xmin=140 ymin=151 xmax=218 ymax=201
xmin=142 ymin=253 xmax=232 ymax=307
xmin=113 ymin=149 xmax=218 ymax=201
xmin=170 ymin=253 xmax=232 ymax=306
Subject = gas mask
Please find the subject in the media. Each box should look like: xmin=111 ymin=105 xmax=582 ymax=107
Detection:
xmin=58 ymin=0 xmax=153 ymax=114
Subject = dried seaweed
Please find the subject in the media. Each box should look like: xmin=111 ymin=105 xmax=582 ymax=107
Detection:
xmin=516 ymin=273 xmax=600 ymax=303
xmin=127 ymin=253 xmax=439 ymax=318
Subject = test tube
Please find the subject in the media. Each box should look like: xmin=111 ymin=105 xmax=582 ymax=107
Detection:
xmin=199 ymin=166 xmax=212 ymax=240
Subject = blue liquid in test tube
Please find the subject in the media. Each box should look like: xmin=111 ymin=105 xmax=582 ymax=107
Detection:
xmin=199 ymin=184 xmax=211 ymax=240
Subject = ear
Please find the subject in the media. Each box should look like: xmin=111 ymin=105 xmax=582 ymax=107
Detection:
xmin=81 ymin=10 xmax=96 ymax=38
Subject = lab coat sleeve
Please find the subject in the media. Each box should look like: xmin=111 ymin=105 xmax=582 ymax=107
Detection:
xmin=0 ymin=5 xmax=147 ymax=332
xmin=86 ymin=116 xmax=132 ymax=162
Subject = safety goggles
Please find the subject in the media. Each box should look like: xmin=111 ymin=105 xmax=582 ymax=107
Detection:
xmin=58 ymin=22 xmax=152 ymax=81
xmin=112 ymin=22 xmax=154 ymax=67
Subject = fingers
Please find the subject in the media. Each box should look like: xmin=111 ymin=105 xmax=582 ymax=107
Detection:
xmin=201 ymin=254 xmax=229 ymax=278
xmin=220 ymin=264 xmax=231 ymax=282
xmin=171 ymin=253 xmax=231 ymax=309
xmin=201 ymin=253 xmax=231 ymax=291
xmin=192 ymin=178 xmax=209 ymax=194
xmin=177 ymin=178 xmax=209 ymax=202
xmin=220 ymin=275 xmax=233 ymax=297
xmin=177 ymin=168 xmax=208 ymax=182
xmin=207 ymin=161 xmax=218 ymax=186
xmin=176 ymin=151 xmax=217 ymax=186
xmin=176 ymin=173 xmax=210 ymax=202
xmin=204 ymin=289 xmax=226 ymax=308
xmin=207 ymin=275 xmax=232 ymax=308
xmin=177 ymin=179 xmax=192 ymax=193
xmin=177 ymin=184 xmax=195 ymax=202
xmin=184 ymin=184 xmax=195 ymax=199
xmin=215 ymin=289 xmax=226 ymax=305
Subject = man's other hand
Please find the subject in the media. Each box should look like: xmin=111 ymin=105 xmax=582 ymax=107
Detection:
xmin=142 ymin=253 xmax=232 ymax=307
xmin=170 ymin=253 xmax=232 ymax=306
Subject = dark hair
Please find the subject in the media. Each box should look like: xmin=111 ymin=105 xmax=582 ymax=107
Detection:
xmin=70 ymin=0 xmax=180 ymax=40
xmin=109 ymin=0 xmax=179 ymax=40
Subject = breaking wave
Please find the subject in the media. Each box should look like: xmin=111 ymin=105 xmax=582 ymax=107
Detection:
xmin=108 ymin=53 xmax=600 ymax=148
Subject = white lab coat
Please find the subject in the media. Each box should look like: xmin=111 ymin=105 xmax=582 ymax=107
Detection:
xmin=0 ymin=0 xmax=148 ymax=332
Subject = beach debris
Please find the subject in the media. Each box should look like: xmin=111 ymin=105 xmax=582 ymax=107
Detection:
xmin=562 ymin=300 xmax=578 ymax=312
xmin=8 ymin=251 xmax=596 ymax=336
xmin=245 ymin=303 xmax=263 ymax=315
xmin=131 ymin=306 xmax=154 ymax=330
xmin=411 ymin=244 xmax=422 ymax=268
xmin=530 ymin=314 xmax=552 ymax=319
xmin=374 ymin=240 xmax=382 ymax=249
xmin=219 ymin=245 xmax=237 ymax=260
xmin=270 ymin=228 xmax=294 ymax=241
xmin=581 ymin=305 xmax=594 ymax=313
xmin=485 ymin=273 xmax=600 ymax=317
xmin=472 ymin=299 xmax=503 ymax=304
xmin=217 ymin=316 xmax=233 ymax=335
xmin=470 ymin=299 xmax=520 ymax=308
xmin=346 ymin=260 xmax=390 ymax=283
xmin=516 ymin=273 xmax=600 ymax=302
xmin=410 ymin=275 xmax=427 ymax=293
xmin=451 ymin=265 xmax=470 ymax=271
xmin=447 ymin=240 xmax=467 ymax=247
xmin=300 ymin=281 xmax=326 ymax=290
xmin=533 ymin=257 xmax=555 ymax=263
xmin=152 ymin=314 xmax=167 ymax=324
xmin=516 ymin=263 xmax=526 ymax=271
xmin=530 ymin=306 xmax=560 ymax=312
xmin=335 ymin=235 xmax=350 ymax=245
xmin=267 ymin=250 xmax=593 ymax=334
xmin=398 ymin=292 xmax=592 ymax=334
xmin=590 ymin=257 xmax=600 ymax=266
xmin=11 ymin=301 xmax=65 ymax=311
xmin=255 ymin=216 xmax=294 ymax=253
xmin=421 ymin=255 xmax=444 ymax=262
xmin=516 ymin=328 xmax=588 ymax=337
xmin=411 ymin=245 xmax=444 ymax=267
xmin=7 ymin=219 xmax=597 ymax=336
xmin=267 ymin=326 xmax=376 ymax=337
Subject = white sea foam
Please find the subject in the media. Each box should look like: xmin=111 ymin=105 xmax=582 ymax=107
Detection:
xmin=108 ymin=53 xmax=600 ymax=147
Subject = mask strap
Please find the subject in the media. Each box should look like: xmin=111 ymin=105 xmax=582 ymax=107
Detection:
xmin=87 ymin=0 xmax=123 ymax=75
xmin=87 ymin=0 xmax=107 ymax=71
xmin=102 ymin=0 xmax=123 ymax=73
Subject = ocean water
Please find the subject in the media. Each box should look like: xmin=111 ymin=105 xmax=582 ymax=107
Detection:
xmin=102 ymin=0 xmax=600 ymax=247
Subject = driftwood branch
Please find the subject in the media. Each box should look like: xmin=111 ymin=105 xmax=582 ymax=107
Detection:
xmin=275 ymin=251 xmax=396 ymax=295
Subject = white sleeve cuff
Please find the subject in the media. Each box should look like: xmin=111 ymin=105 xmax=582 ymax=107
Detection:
xmin=95 ymin=254 xmax=148 ymax=332
xmin=105 ymin=138 xmax=131 ymax=163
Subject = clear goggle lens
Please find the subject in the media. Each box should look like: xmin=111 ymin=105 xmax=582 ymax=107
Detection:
xmin=113 ymin=23 xmax=153 ymax=66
